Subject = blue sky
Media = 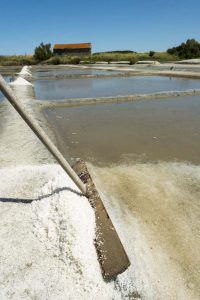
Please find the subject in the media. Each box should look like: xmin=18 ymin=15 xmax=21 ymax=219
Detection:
xmin=0 ymin=0 xmax=200 ymax=55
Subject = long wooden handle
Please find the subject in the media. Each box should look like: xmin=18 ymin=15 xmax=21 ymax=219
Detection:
xmin=0 ymin=75 xmax=87 ymax=195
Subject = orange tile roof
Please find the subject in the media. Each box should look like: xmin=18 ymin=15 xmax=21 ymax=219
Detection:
xmin=54 ymin=43 xmax=91 ymax=49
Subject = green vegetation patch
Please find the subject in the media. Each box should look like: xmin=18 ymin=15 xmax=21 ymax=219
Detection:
xmin=167 ymin=39 xmax=200 ymax=59
xmin=0 ymin=55 xmax=37 ymax=66
xmin=3 ymin=38 xmax=200 ymax=66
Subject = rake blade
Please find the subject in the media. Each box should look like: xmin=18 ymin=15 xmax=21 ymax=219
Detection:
xmin=73 ymin=160 xmax=130 ymax=280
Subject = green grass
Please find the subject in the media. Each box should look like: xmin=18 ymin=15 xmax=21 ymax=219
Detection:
xmin=0 ymin=52 xmax=179 ymax=66
xmin=45 ymin=55 xmax=81 ymax=65
xmin=90 ymin=52 xmax=178 ymax=63
xmin=0 ymin=55 xmax=37 ymax=66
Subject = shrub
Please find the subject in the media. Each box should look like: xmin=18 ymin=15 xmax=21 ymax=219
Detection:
xmin=34 ymin=43 xmax=53 ymax=61
xmin=68 ymin=56 xmax=81 ymax=64
xmin=0 ymin=55 xmax=37 ymax=66
xmin=149 ymin=51 xmax=155 ymax=57
xmin=167 ymin=39 xmax=200 ymax=59
xmin=46 ymin=56 xmax=61 ymax=65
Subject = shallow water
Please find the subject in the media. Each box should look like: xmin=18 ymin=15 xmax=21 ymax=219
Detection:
xmin=35 ymin=76 xmax=200 ymax=100
xmin=44 ymin=96 xmax=200 ymax=165
xmin=44 ymin=95 xmax=200 ymax=298
xmin=89 ymin=161 xmax=200 ymax=299
xmin=0 ymin=76 xmax=12 ymax=101
xmin=32 ymin=68 xmax=121 ymax=78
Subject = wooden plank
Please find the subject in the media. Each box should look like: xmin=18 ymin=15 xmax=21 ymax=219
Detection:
xmin=73 ymin=160 xmax=130 ymax=280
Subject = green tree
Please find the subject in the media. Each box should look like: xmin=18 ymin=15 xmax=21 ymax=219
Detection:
xmin=149 ymin=51 xmax=155 ymax=57
xmin=34 ymin=43 xmax=52 ymax=61
xmin=167 ymin=39 xmax=200 ymax=59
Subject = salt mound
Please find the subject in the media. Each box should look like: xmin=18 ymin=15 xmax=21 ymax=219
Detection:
xmin=9 ymin=77 xmax=33 ymax=86
xmin=136 ymin=60 xmax=160 ymax=65
xmin=0 ymin=165 xmax=128 ymax=299
xmin=17 ymin=66 xmax=32 ymax=77
xmin=22 ymin=65 xmax=30 ymax=70
xmin=18 ymin=70 xmax=32 ymax=76
xmin=176 ymin=58 xmax=200 ymax=64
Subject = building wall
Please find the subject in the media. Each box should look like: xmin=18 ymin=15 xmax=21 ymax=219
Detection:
xmin=53 ymin=48 xmax=91 ymax=56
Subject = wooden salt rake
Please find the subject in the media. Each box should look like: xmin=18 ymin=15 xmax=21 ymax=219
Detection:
xmin=0 ymin=75 xmax=130 ymax=280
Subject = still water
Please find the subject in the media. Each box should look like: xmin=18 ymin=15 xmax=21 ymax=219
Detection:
xmin=44 ymin=96 xmax=200 ymax=165
xmin=45 ymin=94 xmax=200 ymax=298
xmin=35 ymin=76 xmax=200 ymax=100
xmin=32 ymin=68 xmax=121 ymax=78
xmin=44 ymin=94 xmax=200 ymax=298
xmin=0 ymin=76 xmax=12 ymax=101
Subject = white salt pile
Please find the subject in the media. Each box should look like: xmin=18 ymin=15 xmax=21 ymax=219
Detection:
xmin=0 ymin=165 xmax=111 ymax=299
xmin=17 ymin=66 xmax=32 ymax=77
xmin=9 ymin=76 xmax=34 ymax=100
xmin=9 ymin=76 xmax=33 ymax=86
xmin=0 ymin=74 xmax=139 ymax=299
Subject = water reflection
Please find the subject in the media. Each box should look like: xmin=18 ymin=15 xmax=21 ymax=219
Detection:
xmin=44 ymin=96 xmax=200 ymax=165
xmin=35 ymin=76 xmax=200 ymax=100
xmin=0 ymin=76 xmax=12 ymax=101
xmin=32 ymin=68 xmax=120 ymax=78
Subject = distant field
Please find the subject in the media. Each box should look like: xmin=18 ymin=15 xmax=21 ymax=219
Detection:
xmin=0 ymin=55 xmax=36 ymax=66
xmin=0 ymin=51 xmax=178 ymax=66
xmin=90 ymin=51 xmax=178 ymax=63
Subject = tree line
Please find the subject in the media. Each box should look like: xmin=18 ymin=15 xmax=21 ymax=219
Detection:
xmin=167 ymin=39 xmax=200 ymax=59
xmin=33 ymin=39 xmax=200 ymax=62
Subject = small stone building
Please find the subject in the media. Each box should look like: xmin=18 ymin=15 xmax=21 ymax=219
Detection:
xmin=53 ymin=43 xmax=92 ymax=56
